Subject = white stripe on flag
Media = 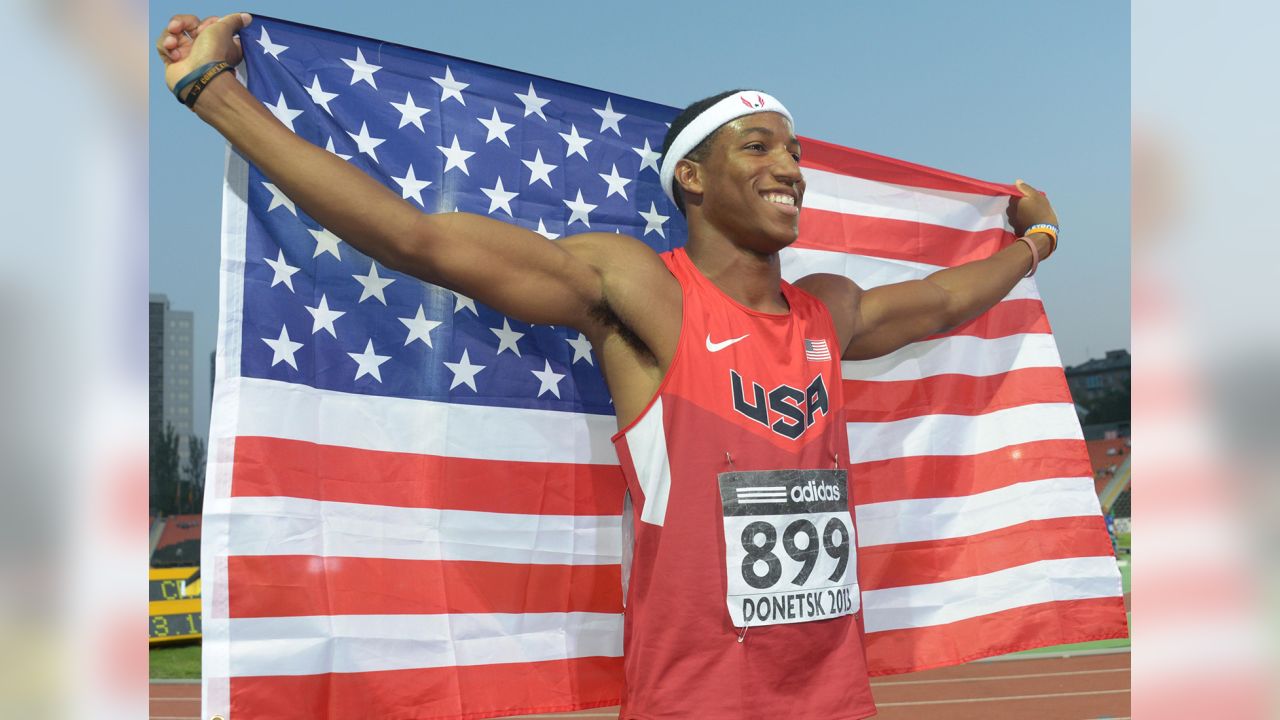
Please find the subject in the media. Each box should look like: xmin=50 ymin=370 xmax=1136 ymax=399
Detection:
xmin=801 ymin=168 xmax=1011 ymax=233
xmin=783 ymin=247 xmax=1042 ymax=301
xmin=862 ymin=556 xmax=1124 ymax=633
xmin=232 ymin=376 xmax=620 ymax=464
xmin=216 ymin=611 xmax=624 ymax=677
xmin=219 ymin=496 xmax=622 ymax=565
xmin=847 ymin=403 xmax=1083 ymax=464
xmin=855 ymin=477 xmax=1102 ymax=547
xmin=841 ymin=333 xmax=1063 ymax=383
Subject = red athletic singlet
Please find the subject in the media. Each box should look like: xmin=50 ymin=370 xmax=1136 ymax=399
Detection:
xmin=611 ymin=248 xmax=877 ymax=719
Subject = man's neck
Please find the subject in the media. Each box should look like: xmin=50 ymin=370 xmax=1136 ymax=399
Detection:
xmin=685 ymin=232 xmax=789 ymax=314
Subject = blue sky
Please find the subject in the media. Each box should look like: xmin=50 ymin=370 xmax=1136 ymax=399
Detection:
xmin=150 ymin=0 xmax=1130 ymax=439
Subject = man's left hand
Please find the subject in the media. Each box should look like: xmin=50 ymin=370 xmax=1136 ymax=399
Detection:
xmin=1008 ymin=179 xmax=1058 ymax=236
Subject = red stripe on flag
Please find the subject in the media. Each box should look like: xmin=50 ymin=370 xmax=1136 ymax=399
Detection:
xmin=798 ymin=135 xmax=1018 ymax=197
xmin=863 ymin=597 xmax=1129 ymax=676
xmin=858 ymin=516 xmax=1115 ymax=590
xmin=927 ymin=299 xmax=1050 ymax=340
xmin=843 ymin=367 xmax=1073 ymax=423
xmin=232 ymin=436 xmax=627 ymax=515
xmin=229 ymin=656 xmax=623 ymax=719
xmin=795 ymin=207 xmax=1011 ymax=266
xmin=228 ymin=556 xmax=623 ymax=618
xmin=851 ymin=439 xmax=1094 ymax=504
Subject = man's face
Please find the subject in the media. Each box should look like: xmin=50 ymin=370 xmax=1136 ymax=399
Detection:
xmin=691 ymin=111 xmax=805 ymax=252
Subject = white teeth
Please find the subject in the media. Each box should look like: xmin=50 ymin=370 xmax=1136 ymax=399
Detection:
xmin=763 ymin=193 xmax=795 ymax=206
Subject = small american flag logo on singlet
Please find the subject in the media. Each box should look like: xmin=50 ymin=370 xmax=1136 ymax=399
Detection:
xmin=804 ymin=339 xmax=831 ymax=362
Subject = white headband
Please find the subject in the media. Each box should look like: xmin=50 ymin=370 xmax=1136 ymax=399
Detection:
xmin=660 ymin=90 xmax=794 ymax=207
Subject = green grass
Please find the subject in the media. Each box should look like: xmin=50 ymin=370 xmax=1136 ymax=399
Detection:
xmin=150 ymin=642 xmax=201 ymax=679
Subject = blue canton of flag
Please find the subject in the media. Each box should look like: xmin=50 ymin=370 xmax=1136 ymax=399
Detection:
xmin=237 ymin=16 xmax=685 ymax=412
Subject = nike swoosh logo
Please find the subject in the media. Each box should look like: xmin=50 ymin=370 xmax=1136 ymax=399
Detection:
xmin=706 ymin=333 xmax=750 ymax=353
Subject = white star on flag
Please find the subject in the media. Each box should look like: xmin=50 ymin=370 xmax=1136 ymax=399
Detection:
xmin=564 ymin=190 xmax=597 ymax=227
xmin=390 ymin=92 xmax=431 ymax=131
xmin=305 ymin=76 xmax=338 ymax=114
xmin=261 ymin=182 xmax=296 ymax=214
xmin=399 ymin=305 xmax=442 ymax=348
xmin=633 ymin=138 xmax=661 ymax=175
xmin=342 ymin=47 xmax=381 ymax=88
xmin=522 ymin=149 xmax=557 ymax=188
xmin=598 ymin=164 xmax=632 ymax=200
xmin=264 ymin=249 xmax=300 ymax=291
xmin=347 ymin=122 xmax=386 ymax=163
xmin=535 ymin=219 xmax=559 ymax=239
xmin=256 ymin=26 xmax=288 ymax=58
xmin=478 ymin=108 xmax=515 ymax=146
xmin=531 ymin=359 xmax=566 ymax=398
xmin=432 ymin=66 xmax=469 ymax=105
xmin=325 ymin=137 xmax=352 ymax=160
xmin=348 ymin=339 xmax=390 ymax=382
xmin=592 ymin=98 xmax=626 ymax=136
xmin=304 ymin=294 xmax=345 ymax=337
xmin=392 ymin=164 xmax=432 ymax=205
xmin=490 ymin=318 xmax=525 ymax=356
xmin=352 ymin=262 xmax=395 ymax=304
xmin=558 ymin=124 xmax=591 ymax=161
xmin=566 ymin=332 xmax=594 ymax=365
xmin=266 ymin=93 xmax=303 ymax=132
xmin=308 ymin=227 xmax=342 ymax=259
xmin=639 ymin=202 xmax=670 ymax=238
xmin=262 ymin=324 xmax=303 ymax=369
xmin=443 ymin=349 xmax=485 ymax=391
xmin=454 ymin=292 xmax=478 ymax=315
xmin=437 ymin=135 xmax=475 ymax=175
xmin=514 ymin=82 xmax=549 ymax=120
xmin=481 ymin=177 xmax=518 ymax=216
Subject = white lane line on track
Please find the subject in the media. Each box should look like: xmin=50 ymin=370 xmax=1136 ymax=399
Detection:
xmin=872 ymin=667 xmax=1130 ymax=686
xmin=877 ymin=688 xmax=1130 ymax=706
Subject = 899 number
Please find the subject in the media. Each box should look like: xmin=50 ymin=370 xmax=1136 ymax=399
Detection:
xmin=740 ymin=517 xmax=850 ymax=590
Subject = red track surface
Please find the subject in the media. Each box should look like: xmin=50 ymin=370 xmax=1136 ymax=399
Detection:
xmin=150 ymin=651 xmax=1129 ymax=720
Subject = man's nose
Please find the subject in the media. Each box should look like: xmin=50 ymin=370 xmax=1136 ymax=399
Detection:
xmin=773 ymin=151 xmax=803 ymax=186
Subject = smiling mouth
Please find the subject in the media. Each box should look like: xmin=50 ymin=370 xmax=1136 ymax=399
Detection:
xmin=761 ymin=192 xmax=800 ymax=215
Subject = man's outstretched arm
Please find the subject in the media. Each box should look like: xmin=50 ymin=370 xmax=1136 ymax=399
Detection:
xmin=797 ymin=180 xmax=1058 ymax=361
xmin=156 ymin=13 xmax=616 ymax=330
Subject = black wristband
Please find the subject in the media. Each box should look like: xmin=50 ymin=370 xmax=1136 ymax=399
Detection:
xmin=178 ymin=61 xmax=235 ymax=109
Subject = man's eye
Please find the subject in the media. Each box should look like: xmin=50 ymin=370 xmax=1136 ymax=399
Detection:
xmin=791 ymin=153 xmax=801 ymax=162
xmin=746 ymin=142 xmax=765 ymax=151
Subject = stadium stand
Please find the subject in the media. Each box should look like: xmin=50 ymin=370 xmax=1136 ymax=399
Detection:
xmin=152 ymin=514 xmax=201 ymax=567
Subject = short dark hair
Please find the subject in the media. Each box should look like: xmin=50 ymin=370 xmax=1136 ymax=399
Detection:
xmin=661 ymin=89 xmax=749 ymax=216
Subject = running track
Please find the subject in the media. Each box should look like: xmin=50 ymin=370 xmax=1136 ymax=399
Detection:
xmin=150 ymin=650 xmax=1129 ymax=719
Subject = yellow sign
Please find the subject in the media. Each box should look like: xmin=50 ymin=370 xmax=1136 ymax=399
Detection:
xmin=149 ymin=566 xmax=201 ymax=644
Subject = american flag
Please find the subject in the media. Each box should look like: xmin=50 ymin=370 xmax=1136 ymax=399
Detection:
xmin=202 ymin=16 xmax=1127 ymax=719
xmin=804 ymin=338 xmax=831 ymax=362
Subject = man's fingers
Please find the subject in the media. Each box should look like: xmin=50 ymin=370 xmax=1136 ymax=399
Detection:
xmin=190 ymin=15 xmax=221 ymax=38
xmin=218 ymin=12 xmax=254 ymax=33
xmin=167 ymin=15 xmax=198 ymax=31
xmin=157 ymin=14 xmax=202 ymax=63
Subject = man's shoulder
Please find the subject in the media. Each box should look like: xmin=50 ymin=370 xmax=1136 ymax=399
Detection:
xmin=558 ymin=231 xmax=674 ymax=284
xmin=792 ymin=272 xmax=860 ymax=304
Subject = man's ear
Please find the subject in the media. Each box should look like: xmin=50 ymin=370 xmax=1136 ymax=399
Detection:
xmin=674 ymin=158 xmax=703 ymax=204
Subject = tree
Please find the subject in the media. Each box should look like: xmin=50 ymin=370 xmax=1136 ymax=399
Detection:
xmin=1083 ymin=380 xmax=1131 ymax=425
xmin=182 ymin=434 xmax=207 ymax=514
xmin=150 ymin=422 xmax=180 ymax=515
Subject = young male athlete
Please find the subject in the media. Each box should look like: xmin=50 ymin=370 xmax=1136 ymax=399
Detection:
xmin=159 ymin=13 xmax=1061 ymax=719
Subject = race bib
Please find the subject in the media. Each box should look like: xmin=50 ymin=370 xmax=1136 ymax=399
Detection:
xmin=718 ymin=469 xmax=859 ymax=628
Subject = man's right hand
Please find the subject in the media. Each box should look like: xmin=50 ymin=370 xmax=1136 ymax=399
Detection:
xmin=155 ymin=13 xmax=252 ymax=98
